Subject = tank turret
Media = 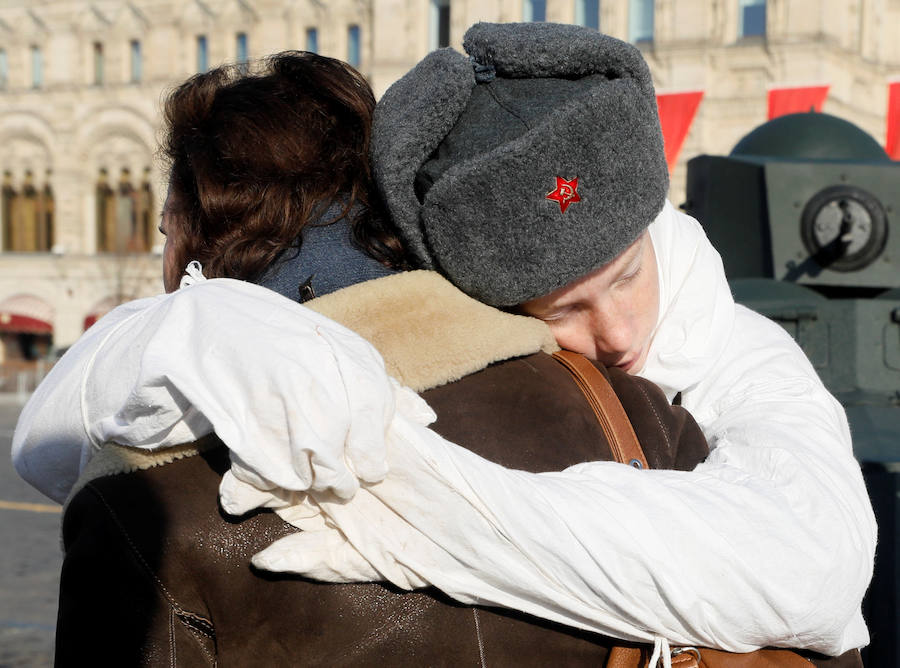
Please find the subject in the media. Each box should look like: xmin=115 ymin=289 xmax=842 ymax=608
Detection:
xmin=685 ymin=112 xmax=899 ymax=291
xmin=684 ymin=113 xmax=899 ymax=667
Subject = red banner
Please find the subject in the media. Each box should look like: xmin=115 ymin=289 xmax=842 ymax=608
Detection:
xmin=887 ymin=81 xmax=900 ymax=160
xmin=656 ymin=91 xmax=704 ymax=172
xmin=767 ymin=85 xmax=830 ymax=120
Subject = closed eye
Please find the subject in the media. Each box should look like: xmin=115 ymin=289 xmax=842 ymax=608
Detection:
xmin=615 ymin=265 xmax=641 ymax=286
xmin=534 ymin=305 xmax=577 ymax=322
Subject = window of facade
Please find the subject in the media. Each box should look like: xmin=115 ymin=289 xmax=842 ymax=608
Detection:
xmin=95 ymin=166 xmax=154 ymax=254
xmin=31 ymin=46 xmax=43 ymax=88
xmin=130 ymin=40 xmax=142 ymax=83
xmin=628 ymin=0 xmax=654 ymax=42
xmin=42 ymin=179 xmax=54 ymax=252
xmin=347 ymin=25 xmax=361 ymax=67
xmin=197 ymin=35 xmax=208 ymax=72
xmin=93 ymin=42 xmax=104 ymax=85
xmin=574 ymin=0 xmax=600 ymax=29
xmin=305 ymin=27 xmax=319 ymax=53
xmin=739 ymin=0 xmax=766 ymax=38
xmin=430 ymin=0 xmax=451 ymax=50
xmin=138 ymin=168 xmax=154 ymax=251
xmin=1 ymin=172 xmax=13 ymax=249
xmin=2 ymin=170 xmax=53 ymax=252
xmin=0 ymin=50 xmax=7 ymax=90
xmin=236 ymin=32 xmax=248 ymax=67
xmin=523 ymin=0 xmax=547 ymax=22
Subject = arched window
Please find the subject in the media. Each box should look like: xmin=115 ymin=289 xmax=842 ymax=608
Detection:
xmin=96 ymin=166 xmax=153 ymax=253
xmin=115 ymin=167 xmax=136 ymax=251
xmin=20 ymin=172 xmax=39 ymax=251
xmin=96 ymin=167 xmax=115 ymax=252
xmin=1 ymin=170 xmax=54 ymax=252
xmin=136 ymin=167 xmax=154 ymax=251
xmin=2 ymin=171 xmax=15 ymax=251
xmin=37 ymin=172 xmax=53 ymax=251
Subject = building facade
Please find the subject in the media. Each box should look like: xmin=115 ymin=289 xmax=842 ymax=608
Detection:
xmin=0 ymin=0 xmax=898 ymax=361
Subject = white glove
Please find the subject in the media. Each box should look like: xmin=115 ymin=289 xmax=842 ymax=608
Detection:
xmin=250 ymin=485 xmax=429 ymax=588
xmin=255 ymin=532 xmax=383 ymax=583
xmin=208 ymin=310 xmax=397 ymax=500
xmin=218 ymin=362 xmax=437 ymax=511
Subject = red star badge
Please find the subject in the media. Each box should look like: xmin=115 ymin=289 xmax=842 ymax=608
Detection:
xmin=545 ymin=176 xmax=581 ymax=213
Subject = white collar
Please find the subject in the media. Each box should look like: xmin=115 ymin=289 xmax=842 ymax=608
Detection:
xmin=640 ymin=201 xmax=735 ymax=400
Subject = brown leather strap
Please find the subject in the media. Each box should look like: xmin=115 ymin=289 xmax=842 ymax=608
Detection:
xmin=552 ymin=350 xmax=649 ymax=469
xmin=606 ymin=646 xmax=647 ymax=668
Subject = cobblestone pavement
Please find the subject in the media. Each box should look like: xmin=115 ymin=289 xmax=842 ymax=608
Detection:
xmin=0 ymin=399 xmax=60 ymax=668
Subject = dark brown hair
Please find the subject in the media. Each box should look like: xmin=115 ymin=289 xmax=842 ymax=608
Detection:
xmin=162 ymin=51 xmax=409 ymax=285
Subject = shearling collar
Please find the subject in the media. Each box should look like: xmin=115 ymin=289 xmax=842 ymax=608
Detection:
xmin=304 ymin=270 xmax=557 ymax=393
xmin=69 ymin=271 xmax=557 ymax=502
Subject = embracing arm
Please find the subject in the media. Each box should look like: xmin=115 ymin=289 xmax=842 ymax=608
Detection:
xmin=17 ymin=275 xmax=873 ymax=654
xmin=11 ymin=297 xmax=163 ymax=504
xmin=247 ymin=309 xmax=875 ymax=656
xmin=11 ymin=279 xmax=397 ymax=504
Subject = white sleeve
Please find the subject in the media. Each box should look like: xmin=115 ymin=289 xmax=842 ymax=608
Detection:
xmin=12 ymin=278 xmax=398 ymax=504
xmin=254 ymin=307 xmax=875 ymax=656
xmin=10 ymin=296 xmax=164 ymax=504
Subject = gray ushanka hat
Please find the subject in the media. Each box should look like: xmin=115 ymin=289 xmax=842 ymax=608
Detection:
xmin=372 ymin=22 xmax=668 ymax=307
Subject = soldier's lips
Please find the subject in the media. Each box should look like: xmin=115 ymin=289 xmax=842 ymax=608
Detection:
xmin=614 ymin=350 xmax=644 ymax=373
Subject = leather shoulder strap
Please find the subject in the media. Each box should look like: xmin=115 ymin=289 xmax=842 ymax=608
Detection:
xmin=552 ymin=350 xmax=649 ymax=470
xmin=550 ymin=360 xmax=821 ymax=668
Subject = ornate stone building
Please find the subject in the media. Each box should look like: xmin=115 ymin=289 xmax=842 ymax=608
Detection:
xmin=0 ymin=0 xmax=379 ymax=361
xmin=0 ymin=0 xmax=898 ymax=362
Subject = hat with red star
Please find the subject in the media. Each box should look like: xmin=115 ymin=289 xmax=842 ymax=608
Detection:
xmin=373 ymin=22 xmax=668 ymax=307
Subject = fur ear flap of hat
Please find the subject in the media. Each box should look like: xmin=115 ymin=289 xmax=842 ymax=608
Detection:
xmin=371 ymin=48 xmax=475 ymax=265
xmin=373 ymin=22 xmax=668 ymax=307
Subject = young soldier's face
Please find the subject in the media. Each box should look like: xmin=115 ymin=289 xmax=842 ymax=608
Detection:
xmin=520 ymin=231 xmax=659 ymax=374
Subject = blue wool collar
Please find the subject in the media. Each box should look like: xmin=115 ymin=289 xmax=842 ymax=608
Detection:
xmin=258 ymin=202 xmax=397 ymax=303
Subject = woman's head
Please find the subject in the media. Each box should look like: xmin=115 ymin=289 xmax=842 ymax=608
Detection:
xmin=160 ymin=51 xmax=401 ymax=292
